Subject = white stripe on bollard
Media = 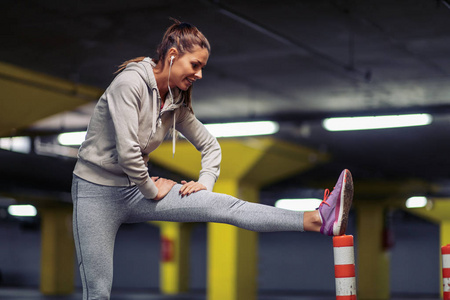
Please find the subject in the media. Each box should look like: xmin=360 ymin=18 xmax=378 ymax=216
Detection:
xmin=335 ymin=277 xmax=357 ymax=296
xmin=334 ymin=247 xmax=355 ymax=265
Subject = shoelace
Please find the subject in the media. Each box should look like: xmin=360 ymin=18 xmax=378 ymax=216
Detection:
xmin=319 ymin=188 xmax=332 ymax=208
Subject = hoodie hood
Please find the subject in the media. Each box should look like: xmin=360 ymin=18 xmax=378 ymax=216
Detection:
xmin=123 ymin=57 xmax=184 ymax=156
xmin=123 ymin=57 xmax=184 ymax=106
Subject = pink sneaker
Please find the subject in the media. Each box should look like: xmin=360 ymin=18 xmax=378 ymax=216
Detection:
xmin=317 ymin=169 xmax=354 ymax=236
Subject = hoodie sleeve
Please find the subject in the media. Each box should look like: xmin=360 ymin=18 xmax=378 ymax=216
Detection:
xmin=107 ymin=73 xmax=158 ymax=199
xmin=176 ymin=107 xmax=221 ymax=191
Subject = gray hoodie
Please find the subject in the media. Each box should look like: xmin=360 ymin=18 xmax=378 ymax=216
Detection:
xmin=73 ymin=58 xmax=221 ymax=199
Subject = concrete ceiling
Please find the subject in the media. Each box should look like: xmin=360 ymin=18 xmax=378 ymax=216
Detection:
xmin=2 ymin=0 xmax=450 ymax=198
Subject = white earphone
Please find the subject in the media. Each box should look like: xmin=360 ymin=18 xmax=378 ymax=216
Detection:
xmin=168 ymin=55 xmax=176 ymax=156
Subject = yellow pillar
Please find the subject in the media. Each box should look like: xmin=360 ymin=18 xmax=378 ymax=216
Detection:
xmin=150 ymin=221 xmax=193 ymax=294
xmin=207 ymin=180 xmax=259 ymax=300
xmin=407 ymin=198 xmax=450 ymax=298
xmin=357 ymin=201 xmax=390 ymax=299
xmin=39 ymin=205 xmax=75 ymax=295
xmin=149 ymin=137 xmax=327 ymax=300
xmin=442 ymin=220 xmax=450 ymax=250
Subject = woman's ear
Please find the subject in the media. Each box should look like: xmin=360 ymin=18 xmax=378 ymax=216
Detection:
xmin=168 ymin=48 xmax=179 ymax=62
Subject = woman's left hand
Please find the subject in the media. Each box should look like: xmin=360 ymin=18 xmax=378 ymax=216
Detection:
xmin=179 ymin=180 xmax=206 ymax=197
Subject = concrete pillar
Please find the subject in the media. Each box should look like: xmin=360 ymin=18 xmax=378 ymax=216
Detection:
xmin=150 ymin=221 xmax=194 ymax=294
xmin=149 ymin=137 xmax=326 ymax=300
xmin=442 ymin=220 xmax=450 ymax=250
xmin=207 ymin=181 xmax=259 ymax=300
xmin=356 ymin=201 xmax=390 ymax=299
xmin=39 ymin=205 xmax=74 ymax=295
xmin=407 ymin=198 xmax=450 ymax=298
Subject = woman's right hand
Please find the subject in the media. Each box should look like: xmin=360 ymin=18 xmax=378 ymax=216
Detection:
xmin=151 ymin=177 xmax=176 ymax=201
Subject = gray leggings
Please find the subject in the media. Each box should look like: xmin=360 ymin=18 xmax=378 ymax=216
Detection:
xmin=72 ymin=175 xmax=304 ymax=300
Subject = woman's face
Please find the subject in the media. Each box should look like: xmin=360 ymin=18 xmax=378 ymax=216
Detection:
xmin=170 ymin=45 xmax=209 ymax=91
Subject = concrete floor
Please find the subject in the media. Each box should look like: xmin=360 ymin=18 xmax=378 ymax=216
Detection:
xmin=0 ymin=288 xmax=442 ymax=300
xmin=0 ymin=288 xmax=334 ymax=300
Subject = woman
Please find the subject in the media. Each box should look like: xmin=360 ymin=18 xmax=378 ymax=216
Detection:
xmin=72 ymin=19 xmax=354 ymax=299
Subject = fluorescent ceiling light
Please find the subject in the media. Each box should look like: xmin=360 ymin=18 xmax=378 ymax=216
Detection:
xmin=205 ymin=121 xmax=279 ymax=138
xmin=0 ymin=136 xmax=31 ymax=154
xmin=58 ymin=121 xmax=279 ymax=146
xmin=323 ymin=114 xmax=432 ymax=131
xmin=275 ymin=198 xmax=322 ymax=211
xmin=405 ymin=196 xmax=428 ymax=208
xmin=58 ymin=131 xmax=87 ymax=146
xmin=8 ymin=205 xmax=37 ymax=217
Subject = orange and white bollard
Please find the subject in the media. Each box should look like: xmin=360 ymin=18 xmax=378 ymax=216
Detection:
xmin=443 ymin=244 xmax=450 ymax=300
xmin=333 ymin=235 xmax=357 ymax=300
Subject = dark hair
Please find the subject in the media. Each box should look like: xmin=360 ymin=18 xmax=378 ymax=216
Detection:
xmin=116 ymin=19 xmax=210 ymax=113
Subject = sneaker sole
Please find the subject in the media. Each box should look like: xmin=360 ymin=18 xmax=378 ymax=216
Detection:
xmin=333 ymin=169 xmax=354 ymax=236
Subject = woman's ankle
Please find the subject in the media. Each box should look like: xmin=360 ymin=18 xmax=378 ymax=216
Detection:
xmin=303 ymin=210 xmax=322 ymax=232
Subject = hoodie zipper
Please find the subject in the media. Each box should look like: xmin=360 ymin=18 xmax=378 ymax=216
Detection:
xmin=143 ymin=91 xmax=180 ymax=151
xmin=141 ymin=59 xmax=182 ymax=153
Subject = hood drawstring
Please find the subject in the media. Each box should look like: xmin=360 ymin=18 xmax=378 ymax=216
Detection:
xmin=152 ymin=89 xmax=158 ymax=136
xmin=168 ymin=58 xmax=177 ymax=157
xmin=151 ymin=87 xmax=176 ymax=157
xmin=172 ymin=112 xmax=176 ymax=157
